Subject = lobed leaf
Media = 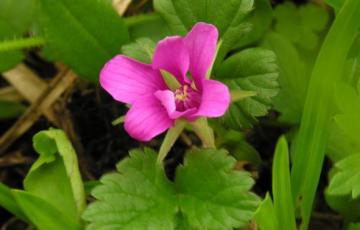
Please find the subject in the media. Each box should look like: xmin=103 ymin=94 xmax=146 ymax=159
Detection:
xmin=216 ymin=47 xmax=279 ymax=129
xmin=176 ymin=148 xmax=259 ymax=230
xmin=153 ymin=0 xmax=254 ymax=63
xmin=83 ymin=148 xmax=259 ymax=230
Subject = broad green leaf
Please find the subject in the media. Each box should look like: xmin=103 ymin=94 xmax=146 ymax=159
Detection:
xmin=0 ymin=22 xmax=23 ymax=72
xmin=121 ymin=38 xmax=155 ymax=64
xmin=38 ymin=0 xmax=129 ymax=81
xmin=153 ymin=0 xmax=254 ymax=62
xmin=0 ymin=0 xmax=36 ymax=71
xmin=0 ymin=100 xmax=26 ymax=119
xmin=254 ymin=193 xmax=278 ymax=230
xmin=274 ymin=2 xmax=329 ymax=50
xmin=290 ymin=1 xmax=360 ymax=229
xmin=0 ymin=183 xmax=28 ymax=222
xmin=0 ymin=0 xmax=36 ymax=34
xmin=325 ymin=191 xmax=360 ymax=221
xmin=327 ymin=153 xmax=360 ymax=198
xmin=213 ymin=123 xmax=261 ymax=165
xmin=272 ymin=136 xmax=296 ymax=230
xmin=263 ymin=32 xmax=310 ymax=124
xmin=13 ymin=190 xmax=81 ymax=230
xmin=84 ymin=148 xmax=259 ymax=230
xmin=25 ymin=129 xmax=85 ymax=223
xmin=176 ymin=148 xmax=259 ymax=230
xmin=326 ymin=0 xmax=345 ymax=12
xmin=125 ymin=13 xmax=171 ymax=42
xmin=235 ymin=0 xmax=273 ymax=49
xmin=327 ymin=83 xmax=360 ymax=161
xmin=216 ymin=47 xmax=279 ymax=129
xmin=83 ymin=148 xmax=177 ymax=230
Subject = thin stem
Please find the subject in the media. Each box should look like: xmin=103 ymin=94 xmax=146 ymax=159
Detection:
xmin=192 ymin=117 xmax=215 ymax=148
xmin=157 ymin=120 xmax=186 ymax=164
xmin=0 ymin=37 xmax=46 ymax=53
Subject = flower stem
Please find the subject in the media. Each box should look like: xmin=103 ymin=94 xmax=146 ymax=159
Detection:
xmin=0 ymin=36 xmax=46 ymax=53
xmin=157 ymin=120 xmax=186 ymax=164
xmin=192 ymin=117 xmax=215 ymax=148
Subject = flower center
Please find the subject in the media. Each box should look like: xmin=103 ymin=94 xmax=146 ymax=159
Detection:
xmin=174 ymin=83 xmax=201 ymax=112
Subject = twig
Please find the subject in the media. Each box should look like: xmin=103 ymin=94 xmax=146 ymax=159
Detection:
xmin=112 ymin=0 xmax=131 ymax=15
xmin=0 ymin=87 xmax=23 ymax=102
xmin=3 ymin=64 xmax=60 ymax=125
xmin=0 ymin=69 xmax=77 ymax=155
xmin=0 ymin=151 xmax=33 ymax=168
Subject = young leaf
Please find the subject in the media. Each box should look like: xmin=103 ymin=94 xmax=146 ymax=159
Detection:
xmin=290 ymin=1 xmax=360 ymax=229
xmin=83 ymin=148 xmax=178 ymax=230
xmin=327 ymin=153 xmax=360 ymax=198
xmin=25 ymin=129 xmax=86 ymax=223
xmin=175 ymin=148 xmax=259 ymax=230
xmin=272 ymin=136 xmax=296 ymax=230
xmin=262 ymin=32 xmax=309 ymax=124
xmin=254 ymin=193 xmax=278 ymax=230
xmin=327 ymin=83 xmax=360 ymax=161
xmin=235 ymin=0 xmax=273 ymax=49
xmin=153 ymin=0 xmax=254 ymax=62
xmin=38 ymin=0 xmax=129 ymax=81
xmin=273 ymin=2 xmax=329 ymax=50
xmin=121 ymin=38 xmax=156 ymax=64
xmin=216 ymin=47 xmax=279 ymax=129
xmin=0 ymin=183 xmax=28 ymax=222
xmin=13 ymin=190 xmax=82 ymax=230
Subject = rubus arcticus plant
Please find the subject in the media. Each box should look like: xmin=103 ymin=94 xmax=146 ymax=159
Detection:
xmin=1 ymin=0 xmax=360 ymax=230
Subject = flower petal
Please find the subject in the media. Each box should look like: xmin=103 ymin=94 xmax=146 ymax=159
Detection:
xmin=152 ymin=36 xmax=190 ymax=84
xmin=100 ymin=55 xmax=166 ymax=104
xmin=184 ymin=22 xmax=219 ymax=88
xmin=154 ymin=90 xmax=197 ymax=119
xmin=192 ymin=80 xmax=230 ymax=118
xmin=124 ymin=95 xmax=174 ymax=141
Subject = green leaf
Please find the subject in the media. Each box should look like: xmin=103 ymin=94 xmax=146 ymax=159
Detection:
xmin=325 ymin=190 xmax=360 ymax=221
xmin=272 ymin=136 xmax=296 ymax=230
xmin=349 ymin=223 xmax=360 ymax=230
xmin=0 ymin=183 xmax=28 ymax=222
xmin=327 ymin=83 xmax=360 ymax=161
xmin=290 ymin=1 xmax=360 ymax=229
xmin=216 ymin=47 xmax=279 ymax=129
xmin=38 ymin=0 xmax=129 ymax=81
xmin=235 ymin=0 xmax=273 ymax=49
xmin=0 ymin=0 xmax=36 ymax=34
xmin=0 ymin=0 xmax=37 ymax=71
xmin=153 ymin=0 xmax=254 ymax=62
xmin=263 ymin=32 xmax=309 ymax=124
xmin=13 ymin=190 xmax=81 ymax=230
xmin=0 ymin=100 xmax=26 ymax=119
xmin=84 ymin=148 xmax=259 ymax=230
xmin=121 ymin=37 xmax=155 ymax=64
xmin=254 ymin=193 xmax=278 ymax=230
xmin=327 ymin=153 xmax=360 ymax=198
xmin=326 ymin=0 xmax=345 ymax=12
xmin=25 ymin=129 xmax=85 ymax=224
xmin=83 ymin=148 xmax=178 ymax=230
xmin=0 ymin=22 xmax=23 ymax=72
xmin=176 ymin=148 xmax=259 ymax=230
xmin=125 ymin=13 xmax=171 ymax=42
xmin=273 ymin=2 xmax=329 ymax=50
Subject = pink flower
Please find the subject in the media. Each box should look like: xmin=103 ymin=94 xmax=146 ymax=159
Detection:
xmin=100 ymin=22 xmax=230 ymax=141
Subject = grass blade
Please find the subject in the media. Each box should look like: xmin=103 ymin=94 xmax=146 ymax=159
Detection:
xmin=290 ymin=0 xmax=360 ymax=229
